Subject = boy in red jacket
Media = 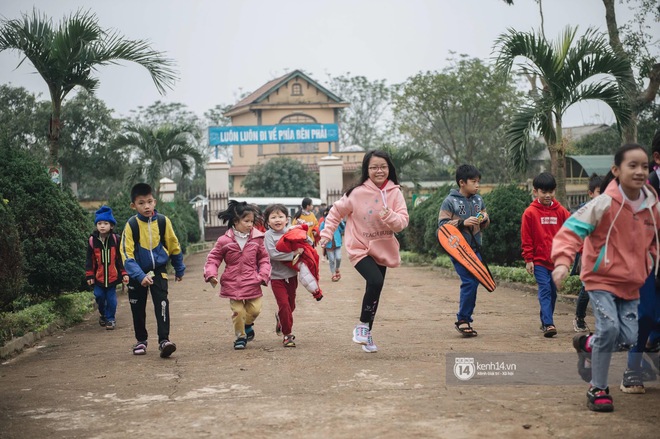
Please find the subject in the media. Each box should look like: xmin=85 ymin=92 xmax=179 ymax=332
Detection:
xmin=521 ymin=173 xmax=570 ymax=338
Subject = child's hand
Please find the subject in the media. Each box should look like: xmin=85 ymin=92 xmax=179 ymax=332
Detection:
xmin=207 ymin=276 xmax=218 ymax=288
xmin=525 ymin=262 xmax=535 ymax=275
xmin=319 ymin=238 xmax=329 ymax=247
xmin=175 ymin=275 xmax=183 ymax=282
xmin=140 ymin=275 xmax=154 ymax=287
xmin=379 ymin=206 xmax=390 ymax=218
xmin=463 ymin=217 xmax=480 ymax=227
xmin=552 ymin=265 xmax=569 ymax=289
xmin=87 ymin=279 xmax=94 ymax=286
xmin=122 ymin=275 xmax=129 ymax=284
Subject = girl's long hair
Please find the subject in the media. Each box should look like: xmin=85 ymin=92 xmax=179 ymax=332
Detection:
xmin=217 ymin=200 xmax=258 ymax=226
xmin=345 ymin=149 xmax=399 ymax=197
xmin=599 ymin=143 xmax=647 ymax=193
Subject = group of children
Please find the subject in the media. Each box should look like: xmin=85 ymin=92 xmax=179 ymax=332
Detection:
xmin=86 ymin=140 xmax=660 ymax=414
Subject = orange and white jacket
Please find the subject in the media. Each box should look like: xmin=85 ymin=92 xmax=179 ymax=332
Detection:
xmin=552 ymin=180 xmax=660 ymax=300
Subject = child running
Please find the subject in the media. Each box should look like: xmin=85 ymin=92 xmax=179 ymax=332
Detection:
xmin=86 ymin=205 xmax=128 ymax=330
xmin=572 ymin=173 xmax=603 ymax=333
xmin=204 ymin=201 xmax=271 ymax=350
xmin=263 ymin=204 xmax=304 ymax=347
xmin=438 ymin=164 xmax=490 ymax=337
xmin=320 ymin=206 xmax=345 ymax=282
xmin=552 ymin=144 xmax=660 ymax=412
xmin=320 ymin=150 xmax=409 ymax=353
xmin=521 ymin=172 xmax=570 ymax=338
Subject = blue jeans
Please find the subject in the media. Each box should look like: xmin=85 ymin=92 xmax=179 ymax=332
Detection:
xmin=627 ymin=273 xmax=660 ymax=371
xmin=575 ymin=283 xmax=589 ymax=319
xmin=451 ymin=252 xmax=482 ymax=323
xmin=534 ymin=266 xmax=556 ymax=326
xmin=94 ymin=284 xmax=118 ymax=321
xmin=327 ymin=247 xmax=342 ymax=274
xmin=588 ymin=290 xmax=639 ymax=389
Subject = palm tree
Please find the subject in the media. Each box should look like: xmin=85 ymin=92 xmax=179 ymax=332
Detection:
xmin=494 ymin=26 xmax=634 ymax=203
xmin=0 ymin=9 xmax=177 ymax=166
xmin=115 ymin=123 xmax=204 ymax=191
xmin=379 ymin=144 xmax=434 ymax=182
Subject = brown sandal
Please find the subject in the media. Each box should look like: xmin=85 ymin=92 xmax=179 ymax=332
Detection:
xmin=455 ymin=320 xmax=478 ymax=337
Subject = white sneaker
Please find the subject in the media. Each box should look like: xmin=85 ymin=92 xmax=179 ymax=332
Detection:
xmin=352 ymin=323 xmax=370 ymax=345
xmin=362 ymin=335 xmax=378 ymax=353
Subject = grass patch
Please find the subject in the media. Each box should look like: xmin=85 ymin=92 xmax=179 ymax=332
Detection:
xmin=0 ymin=291 xmax=94 ymax=346
xmin=426 ymin=253 xmax=581 ymax=295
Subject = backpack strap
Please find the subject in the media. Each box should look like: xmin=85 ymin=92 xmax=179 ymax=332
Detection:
xmin=128 ymin=214 xmax=167 ymax=249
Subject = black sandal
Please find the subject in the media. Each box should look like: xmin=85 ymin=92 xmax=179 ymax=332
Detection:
xmin=455 ymin=320 xmax=478 ymax=337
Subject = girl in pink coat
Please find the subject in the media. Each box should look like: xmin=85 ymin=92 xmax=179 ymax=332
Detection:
xmin=320 ymin=150 xmax=409 ymax=353
xmin=204 ymin=201 xmax=271 ymax=350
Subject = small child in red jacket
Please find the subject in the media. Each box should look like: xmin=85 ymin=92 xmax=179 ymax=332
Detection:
xmin=521 ymin=172 xmax=570 ymax=338
xmin=204 ymin=201 xmax=271 ymax=350
xmin=85 ymin=206 xmax=128 ymax=330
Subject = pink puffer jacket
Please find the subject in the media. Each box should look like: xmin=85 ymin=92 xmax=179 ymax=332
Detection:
xmin=204 ymin=228 xmax=271 ymax=300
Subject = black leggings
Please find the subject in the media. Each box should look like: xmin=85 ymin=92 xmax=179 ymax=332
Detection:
xmin=355 ymin=256 xmax=387 ymax=329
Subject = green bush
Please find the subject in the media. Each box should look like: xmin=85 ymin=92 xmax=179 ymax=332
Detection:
xmin=400 ymin=185 xmax=452 ymax=256
xmin=0 ymin=145 xmax=89 ymax=300
xmin=0 ymin=197 xmax=25 ymax=310
xmin=0 ymin=291 xmax=94 ymax=346
xmin=481 ymin=184 xmax=531 ymax=266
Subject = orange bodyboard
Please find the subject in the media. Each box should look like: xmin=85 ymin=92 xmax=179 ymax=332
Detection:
xmin=437 ymin=224 xmax=496 ymax=292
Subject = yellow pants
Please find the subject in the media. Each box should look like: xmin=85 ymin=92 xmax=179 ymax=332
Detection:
xmin=230 ymin=297 xmax=262 ymax=338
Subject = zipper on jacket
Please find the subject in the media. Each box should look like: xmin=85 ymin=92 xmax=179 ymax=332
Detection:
xmin=148 ymin=216 xmax=156 ymax=270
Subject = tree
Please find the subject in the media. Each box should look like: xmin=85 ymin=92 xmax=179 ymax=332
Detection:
xmin=602 ymin=0 xmax=660 ymax=142
xmin=326 ymin=73 xmax=392 ymax=150
xmin=57 ymin=90 xmax=127 ymax=199
xmin=494 ymin=26 xmax=634 ymax=203
xmin=0 ymin=9 xmax=177 ymax=166
xmin=0 ymin=84 xmax=50 ymax=158
xmin=378 ymin=144 xmax=434 ymax=182
xmin=242 ymin=157 xmax=319 ymax=197
xmin=114 ymin=123 xmax=203 ymax=191
xmin=393 ymin=56 xmax=524 ymax=182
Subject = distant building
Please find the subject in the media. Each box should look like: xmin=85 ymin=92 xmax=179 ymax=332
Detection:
xmin=533 ymin=124 xmax=611 ymax=163
xmin=222 ymin=70 xmax=365 ymax=194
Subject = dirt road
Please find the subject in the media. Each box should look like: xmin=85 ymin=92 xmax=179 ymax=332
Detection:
xmin=0 ymin=250 xmax=658 ymax=439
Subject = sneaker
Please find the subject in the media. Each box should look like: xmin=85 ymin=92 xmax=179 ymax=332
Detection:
xmin=234 ymin=337 xmax=247 ymax=350
xmin=133 ymin=341 xmax=147 ymax=355
xmin=362 ymin=334 xmax=378 ymax=353
xmin=586 ymin=386 xmax=613 ymax=412
xmin=573 ymin=334 xmax=592 ymax=382
xmin=159 ymin=339 xmax=177 ymax=358
xmin=106 ymin=320 xmax=116 ymax=330
xmin=283 ymin=334 xmax=296 ymax=347
xmin=573 ymin=317 xmax=589 ymax=332
xmin=620 ymin=369 xmax=645 ymax=394
xmin=275 ymin=313 xmax=282 ymax=336
xmin=352 ymin=323 xmax=370 ymax=345
xmin=99 ymin=316 xmax=107 ymax=327
xmin=245 ymin=324 xmax=255 ymax=341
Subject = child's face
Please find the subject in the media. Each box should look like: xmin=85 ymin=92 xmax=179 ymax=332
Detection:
xmin=268 ymin=210 xmax=288 ymax=232
xmin=234 ymin=212 xmax=254 ymax=234
xmin=613 ymin=148 xmax=649 ymax=196
xmin=588 ymin=187 xmax=601 ymax=199
xmin=96 ymin=221 xmax=113 ymax=235
xmin=131 ymin=194 xmax=156 ymax=218
xmin=533 ymin=188 xmax=555 ymax=206
xmin=367 ymin=156 xmax=389 ymax=187
xmin=460 ymin=178 xmax=480 ymax=196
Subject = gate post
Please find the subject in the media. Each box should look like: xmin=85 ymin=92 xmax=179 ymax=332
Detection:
xmin=205 ymin=159 xmax=230 ymax=195
xmin=318 ymin=155 xmax=343 ymax=204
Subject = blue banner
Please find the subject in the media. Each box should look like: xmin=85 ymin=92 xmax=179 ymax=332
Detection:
xmin=209 ymin=124 xmax=339 ymax=146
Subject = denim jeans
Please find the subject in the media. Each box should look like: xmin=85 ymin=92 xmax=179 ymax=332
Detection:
xmin=627 ymin=273 xmax=659 ymax=371
xmin=327 ymin=247 xmax=342 ymax=274
xmin=575 ymin=283 xmax=589 ymax=320
xmin=588 ymin=290 xmax=639 ymax=389
xmin=451 ymin=252 xmax=481 ymax=323
xmin=534 ymin=265 xmax=557 ymax=326
xmin=94 ymin=284 xmax=118 ymax=321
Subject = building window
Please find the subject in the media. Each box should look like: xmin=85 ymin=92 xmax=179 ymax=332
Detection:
xmin=278 ymin=113 xmax=317 ymax=154
xmin=291 ymin=83 xmax=303 ymax=96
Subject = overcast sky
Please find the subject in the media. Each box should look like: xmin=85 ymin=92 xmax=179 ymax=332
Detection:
xmin=0 ymin=0 xmax=639 ymax=128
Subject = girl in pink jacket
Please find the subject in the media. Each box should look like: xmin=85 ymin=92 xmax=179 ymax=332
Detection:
xmin=204 ymin=201 xmax=271 ymax=350
xmin=320 ymin=150 xmax=409 ymax=353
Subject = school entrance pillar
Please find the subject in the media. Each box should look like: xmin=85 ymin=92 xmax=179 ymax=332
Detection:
xmin=159 ymin=177 xmax=177 ymax=202
xmin=205 ymin=159 xmax=230 ymax=195
xmin=318 ymin=155 xmax=343 ymax=204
